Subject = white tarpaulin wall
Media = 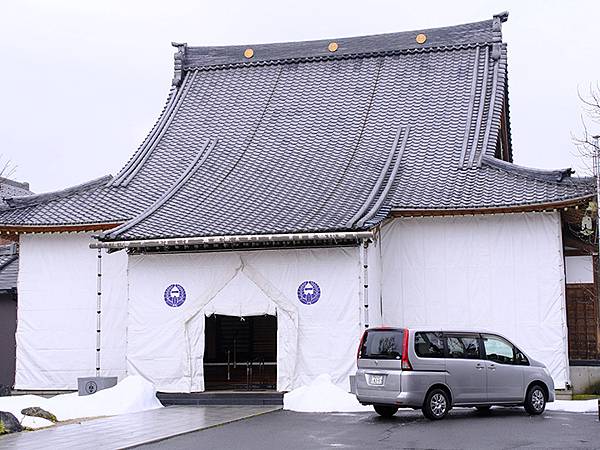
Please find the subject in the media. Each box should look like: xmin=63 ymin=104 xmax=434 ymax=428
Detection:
xmin=127 ymin=247 xmax=363 ymax=392
xmin=380 ymin=212 xmax=570 ymax=388
xmin=16 ymin=233 xmax=128 ymax=389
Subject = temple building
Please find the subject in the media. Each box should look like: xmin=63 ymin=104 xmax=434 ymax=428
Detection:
xmin=1 ymin=13 xmax=598 ymax=395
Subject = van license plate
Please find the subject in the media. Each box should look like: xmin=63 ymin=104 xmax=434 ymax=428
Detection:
xmin=368 ymin=374 xmax=384 ymax=386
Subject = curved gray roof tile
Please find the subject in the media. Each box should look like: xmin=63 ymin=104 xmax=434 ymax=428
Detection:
xmin=0 ymin=13 xmax=594 ymax=238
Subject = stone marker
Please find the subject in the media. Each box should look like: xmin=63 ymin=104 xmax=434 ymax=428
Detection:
xmin=0 ymin=411 xmax=23 ymax=434
xmin=21 ymin=407 xmax=57 ymax=423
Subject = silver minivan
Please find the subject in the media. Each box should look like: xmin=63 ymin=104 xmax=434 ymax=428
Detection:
xmin=353 ymin=327 xmax=555 ymax=420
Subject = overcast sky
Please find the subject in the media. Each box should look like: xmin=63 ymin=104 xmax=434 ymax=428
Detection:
xmin=1 ymin=0 xmax=599 ymax=192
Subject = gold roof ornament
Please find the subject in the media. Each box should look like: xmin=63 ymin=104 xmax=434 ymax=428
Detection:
xmin=415 ymin=33 xmax=427 ymax=44
xmin=328 ymin=42 xmax=339 ymax=52
xmin=244 ymin=48 xmax=254 ymax=59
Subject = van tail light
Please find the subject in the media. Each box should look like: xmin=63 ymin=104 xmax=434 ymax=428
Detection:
xmin=357 ymin=330 xmax=368 ymax=361
xmin=401 ymin=328 xmax=412 ymax=370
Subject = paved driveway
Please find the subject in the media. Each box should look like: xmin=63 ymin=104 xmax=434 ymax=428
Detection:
xmin=0 ymin=405 xmax=279 ymax=450
xmin=135 ymin=407 xmax=599 ymax=449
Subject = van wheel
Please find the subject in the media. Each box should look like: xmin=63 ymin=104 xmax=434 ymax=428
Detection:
xmin=524 ymin=385 xmax=546 ymax=415
xmin=374 ymin=405 xmax=398 ymax=418
xmin=422 ymin=388 xmax=450 ymax=420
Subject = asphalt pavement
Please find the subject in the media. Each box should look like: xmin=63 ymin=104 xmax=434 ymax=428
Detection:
xmin=134 ymin=407 xmax=599 ymax=449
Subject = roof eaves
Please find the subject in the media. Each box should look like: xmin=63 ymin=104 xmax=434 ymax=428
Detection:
xmin=0 ymin=221 xmax=125 ymax=234
xmin=481 ymin=156 xmax=585 ymax=184
xmin=391 ymin=195 xmax=596 ymax=217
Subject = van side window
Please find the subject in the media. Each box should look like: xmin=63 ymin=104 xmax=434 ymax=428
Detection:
xmin=414 ymin=332 xmax=444 ymax=358
xmin=445 ymin=335 xmax=481 ymax=359
xmin=482 ymin=335 xmax=514 ymax=364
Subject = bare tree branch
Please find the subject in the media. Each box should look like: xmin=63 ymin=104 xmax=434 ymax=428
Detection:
xmin=573 ymin=84 xmax=600 ymax=176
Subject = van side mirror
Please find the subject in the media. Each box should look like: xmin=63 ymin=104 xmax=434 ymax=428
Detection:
xmin=515 ymin=350 xmax=528 ymax=365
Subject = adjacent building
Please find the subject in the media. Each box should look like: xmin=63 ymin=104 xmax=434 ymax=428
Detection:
xmin=0 ymin=178 xmax=32 ymax=389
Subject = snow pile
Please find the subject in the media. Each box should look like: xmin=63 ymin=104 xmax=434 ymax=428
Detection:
xmin=0 ymin=376 xmax=162 ymax=429
xmin=547 ymin=399 xmax=598 ymax=413
xmin=284 ymin=374 xmax=371 ymax=413
xmin=21 ymin=416 xmax=55 ymax=429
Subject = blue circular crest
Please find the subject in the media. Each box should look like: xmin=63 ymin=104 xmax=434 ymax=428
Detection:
xmin=297 ymin=281 xmax=321 ymax=305
xmin=164 ymin=284 xmax=186 ymax=307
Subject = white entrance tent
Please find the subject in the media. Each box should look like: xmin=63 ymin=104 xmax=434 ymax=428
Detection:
xmin=126 ymin=248 xmax=362 ymax=392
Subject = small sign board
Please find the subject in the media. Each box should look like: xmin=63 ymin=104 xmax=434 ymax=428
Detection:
xmin=77 ymin=376 xmax=117 ymax=396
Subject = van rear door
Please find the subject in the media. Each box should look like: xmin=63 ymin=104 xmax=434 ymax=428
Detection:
xmin=358 ymin=328 xmax=403 ymax=369
xmin=356 ymin=329 xmax=404 ymax=396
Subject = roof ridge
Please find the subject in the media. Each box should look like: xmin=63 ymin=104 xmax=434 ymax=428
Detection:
xmin=185 ymin=42 xmax=492 ymax=72
xmin=480 ymin=155 xmax=581 ymax=184
xmin=102 ymin=139 xmax=217 ymax=240
xmin=109 ymin=87 xmax=178 ymax=186
xmin=110 ymin=72 xmax=198 ymax=187
xmin=179 ymin=15 xmax=507 ymax=70
xmin=346 ymin=126 xmax=404 ymax=228
xmin=356 ymin=127 xmax=411 ymax=228
xmin=3 ymin=175 xmax=112 ymax=210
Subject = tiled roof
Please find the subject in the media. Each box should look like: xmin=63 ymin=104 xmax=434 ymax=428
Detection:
xmin=389 ymin=156 xmax=594 ymax=214
xmin=0 ymin=245 xmax=18 ymax=291
xmin=0 ymin=13 xmax=594 ymax=240
xmin=0 ymin=256 xmax=18 ymax=292
xmin=0 ymin=177 xmax=33 ymax=208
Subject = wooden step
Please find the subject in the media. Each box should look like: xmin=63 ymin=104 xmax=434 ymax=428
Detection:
xmin=157 ymin=390 xmax=284 ymax=406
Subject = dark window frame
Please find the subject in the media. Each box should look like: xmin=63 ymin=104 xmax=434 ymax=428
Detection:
xmin=443 ymin=333 xmax=483 ymax=360
xmin=481 ymin=334 xmax=529 ymax=365
xmin=359 ymin=329 xmax=404 ymax=360
xmin=414 ymin=331 xmax=445 ymax=358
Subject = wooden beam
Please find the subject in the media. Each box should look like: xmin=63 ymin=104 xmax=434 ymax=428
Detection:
xmin=392 ymin=196 xmax=594 ymax=218
xmin=0 ymin=222 xmax=123 ymax=235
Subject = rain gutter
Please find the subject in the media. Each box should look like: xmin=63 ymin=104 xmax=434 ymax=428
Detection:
xmin=90 ymin=231 xmax=374 ymax=250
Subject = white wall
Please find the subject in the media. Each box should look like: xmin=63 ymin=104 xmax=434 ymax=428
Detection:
xmin=126 ymin=247 xmax=364 ymax=392
xmin=16 ymin=233 xmax=128 ymax=389
xmin=380 ymin=212 xmax=570 ymax=388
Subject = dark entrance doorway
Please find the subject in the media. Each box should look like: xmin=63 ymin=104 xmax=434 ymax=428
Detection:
xmin=204 ymin=314 xmax=277 ymax=390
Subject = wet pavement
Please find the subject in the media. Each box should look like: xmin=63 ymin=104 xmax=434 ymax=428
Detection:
xmin=135 ymin=407 xmax=600 ymax=449
xmin=0 ymin=405 xmax=280 ymax=450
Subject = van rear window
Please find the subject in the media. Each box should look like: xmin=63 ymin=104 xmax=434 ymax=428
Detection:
xmin=360 ymin=329 xmax=403 ymax=360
